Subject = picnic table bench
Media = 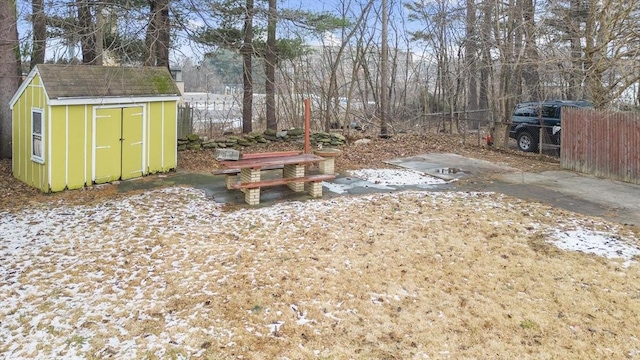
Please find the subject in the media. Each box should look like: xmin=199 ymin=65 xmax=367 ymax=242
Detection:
xmin=213 ymin=152 xmax=336 ymax=205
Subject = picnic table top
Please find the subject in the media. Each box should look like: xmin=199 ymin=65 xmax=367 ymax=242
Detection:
xmin=219 ymin=153 xmax=325 ymax=170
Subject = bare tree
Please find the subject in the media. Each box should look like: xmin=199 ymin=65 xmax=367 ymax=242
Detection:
xmin=0 ymin=0 xmax=22 ymax=159
xmin=321 ymin=0 xmax=374 ymax=131
xmin=241 ymin=0 xmax=254 ymax=133
xmin=379 ymin=0 xmax=389 ymax=137
xmin=144 ymin=0 xmax=171 ymax=68
xmin=265 ymin=0 xmax=277 ymax=130
xmin=31 ymin=0 xmax=46 ymax=68
xmin=76 ymin=0 xmax=98 ymax=64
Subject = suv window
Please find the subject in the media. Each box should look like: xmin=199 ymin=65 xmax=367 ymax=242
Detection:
xmin=514 ymin=107 xmax=535 ymax=117
xmin=540 ymin=106 xmax=558 ymax=119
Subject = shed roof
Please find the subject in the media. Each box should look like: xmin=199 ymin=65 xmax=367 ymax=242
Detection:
xmin=35 ymin=64 xmax=181 ymax=99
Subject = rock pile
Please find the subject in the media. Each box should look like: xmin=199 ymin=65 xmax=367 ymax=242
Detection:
xmin=311 ymin=132 xmax=347 ymax=147
xmin=177 ymin=129 xmax=347 ymax=151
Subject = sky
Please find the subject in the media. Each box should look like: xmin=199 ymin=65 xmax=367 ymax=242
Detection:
xmin=14 ymin=0 xmax=419 ymax=65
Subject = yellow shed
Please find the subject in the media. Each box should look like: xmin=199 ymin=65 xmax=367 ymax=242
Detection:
xmin=9 ymin=64 xmax=181 ymax=192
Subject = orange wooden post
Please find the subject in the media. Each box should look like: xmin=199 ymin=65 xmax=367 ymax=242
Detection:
xmin=304 ymin=98 xmax=311 ymax=154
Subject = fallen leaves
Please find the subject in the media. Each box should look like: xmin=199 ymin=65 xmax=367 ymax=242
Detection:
xmin=0 ymin=133 xmax=559 ymax=212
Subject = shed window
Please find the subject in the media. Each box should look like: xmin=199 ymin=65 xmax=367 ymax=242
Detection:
xmin=32 ymin=109 xmax=44 ymax=163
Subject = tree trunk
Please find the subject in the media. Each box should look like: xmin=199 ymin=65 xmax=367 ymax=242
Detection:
xmin=265 ymin=0 xmax=277 ymax=130
xmin=479 ymin=0 xmax=492 ymax=111
xmin=155 ymin=0 xmax=170 ymax=69
xmin=379 ymin=0 xmax=389 ymax=137
xmin=465 ymin=0 xmax=479 ymax=129
xmin=567 ymin=0 xmax=583 ymax=100
xmin=241 ymin=0 xmax=254 ymax=134
xmin=144 ymin=0 xmax=158 ymax=66
xmin=480 ymin=0 xmax=494 ymax=140
xmin=521 ymin=0 xmax=540 ymax=100
xmin=31 ymin=0 xmax=46 ymax=69
xmin=0 ymin=0 xmax=22 ymax=159
xmin=94 ymin=2 xmax=104 ymax=65
xmin=77 ymin=0 xmax=97 ymax=64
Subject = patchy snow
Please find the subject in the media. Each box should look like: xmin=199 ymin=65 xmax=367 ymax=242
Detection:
xmin=553 ymin=229 xmax=640 ymax=267
xmin=348 ymin=168 xmax=446 ymax=186
xmin=0 ymin=185 xmax=638 ymax=358
xmin=324 ymin=168 xmax=446 ymax=194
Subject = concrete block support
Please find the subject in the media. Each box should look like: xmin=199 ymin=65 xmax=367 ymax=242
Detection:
xmin=240 ymin=168 xmax=261 ymax=183
xmin=225 ymin=175 xmax=237 ymax=190
xmin=244 ymin=188 xmax=261 ymax=205
xmin=305 ymin=181 xmax=323 ymax=198
xmin=284 ymin=164 xmax=305 ymax=192
xmin=319 ymin=158 xmax=335 ymax=175
xmin=240 ymin=168 xmax=261 ymax=205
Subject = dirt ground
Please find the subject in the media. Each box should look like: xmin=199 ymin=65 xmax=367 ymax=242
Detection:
xmin=6 ymin=134 xmax=640 ymax=359
xmin=176 ymin=133 xmax=561 ymax=175
xmin=0 ymin=134 xmax=559 ymax=212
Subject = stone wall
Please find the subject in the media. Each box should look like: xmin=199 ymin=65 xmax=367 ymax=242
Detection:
xmin=177 ymin=129 xmax=346 ymax=151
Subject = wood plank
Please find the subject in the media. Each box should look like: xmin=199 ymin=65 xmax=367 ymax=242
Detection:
xmin=240 ymin=151 xmax=302 ymax=160
xmin=212 ymin=164 xmax=284 ymax=175
xmin=220 ymin=153 xmax=325 ymax=169
xmin=228 ymin=174 xmax=336 ymax=189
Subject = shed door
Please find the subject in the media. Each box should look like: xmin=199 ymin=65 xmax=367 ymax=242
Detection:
xmin=94 ymin=106 xmax=144 ymax=183
xmin=121 ymin=108 xmax=144 ymax=180
xmin=95 ymin=108 xmax=122 ymax=184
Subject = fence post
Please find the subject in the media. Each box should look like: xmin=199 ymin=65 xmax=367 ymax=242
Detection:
xmin=539 ymin=127 xmax=543 ymax=155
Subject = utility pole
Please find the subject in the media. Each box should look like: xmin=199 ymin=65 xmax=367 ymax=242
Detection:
xmin=380 ymin=0 xmax=389 ymax=138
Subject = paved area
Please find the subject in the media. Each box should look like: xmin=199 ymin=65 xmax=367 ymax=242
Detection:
xmin=117 ymin=153 xmax=639 ymax=226
xmin=389 ymin=153 xmax=640 ymax=227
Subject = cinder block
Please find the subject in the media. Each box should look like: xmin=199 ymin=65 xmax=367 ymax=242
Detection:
xmin=288 ymin=181 xmax=304 ymax=192
xmin=319 ymin=158 xmax=335 ymax=174
xmin=225 ymin=175 xmax=237 ymax=190
xmin=305 ymin=182 xmax=323 ymax=197
xmin=245 ymin=188 xmax=260 ymax=205
xmin=284 ymin=164 xmax=305 ymax=192
xmin=240 ymin=168 xmax=260 ymax=183
xmin=283 ymin=164 xmax=304 ymax=178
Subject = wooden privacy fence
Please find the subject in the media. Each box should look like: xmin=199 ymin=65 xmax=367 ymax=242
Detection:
xmin=562 ymin=107 xmax=640 ymax=184
xmin=177 ymin=103 xmax=194 ymax=138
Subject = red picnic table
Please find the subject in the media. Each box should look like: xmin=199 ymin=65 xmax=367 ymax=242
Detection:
xmin=214 ymin=152 xmax=336 ymax=205
xmin=212 ymin=99 xmax=340 ymax=205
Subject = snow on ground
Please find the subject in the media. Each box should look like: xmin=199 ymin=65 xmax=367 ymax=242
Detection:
xmin=1 ymin=171 xmax=639 ymax=358
xmin=554 ymin=229 xmax=640 ymax=268
xmin=347 ymin=169 xmax=446 ymax=186
xmin=324 ymin=168 xmax=447 ymax=194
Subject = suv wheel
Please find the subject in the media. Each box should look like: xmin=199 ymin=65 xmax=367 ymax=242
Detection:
xmin=517 ymin=131 xmax=538 ymax=152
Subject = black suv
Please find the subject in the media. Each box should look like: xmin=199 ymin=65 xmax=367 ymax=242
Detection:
xmin=509 ymin=100 xmax=593 ymax=152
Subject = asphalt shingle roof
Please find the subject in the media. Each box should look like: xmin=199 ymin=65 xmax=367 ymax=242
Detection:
xmin=36 ymin=64 xmax=181 ymax=99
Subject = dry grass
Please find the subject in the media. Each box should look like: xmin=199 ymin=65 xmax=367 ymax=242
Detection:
xmin=3 ymin=133 xmax=639 ymax=359
xmin=1 ymin=188 xmax=639 ymax=359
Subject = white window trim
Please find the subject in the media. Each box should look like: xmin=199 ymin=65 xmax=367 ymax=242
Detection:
xmin=31 ymin=108 xmax=45 ymax=164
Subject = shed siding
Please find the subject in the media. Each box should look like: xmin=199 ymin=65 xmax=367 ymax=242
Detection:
xmin=147 ymin=102 xmax=164 ymax=173
xmin=84 ymin=105 xmax=92 ymax=185
xmin=13 ymin=74 xmax=48 ymax=192
xmin=68 ymin=105 xmax=88 ymax=189
xmin=163 ymin=102 xmax=177 ymax=171
xmin=50 ymin=106 xmax=67 ymax=192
